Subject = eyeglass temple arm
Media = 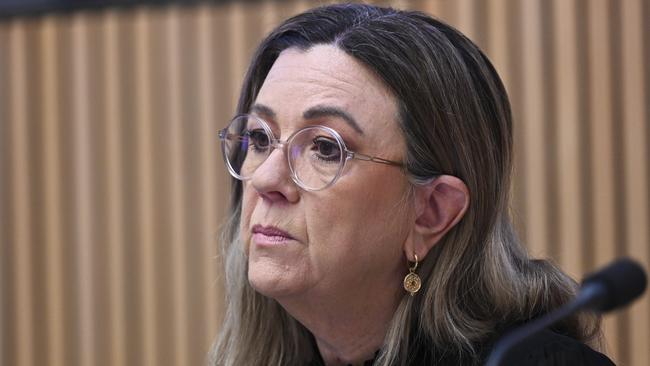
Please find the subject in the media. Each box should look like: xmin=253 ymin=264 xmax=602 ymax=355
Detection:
xmin=348 ymin=152 xmax=404 ymax=167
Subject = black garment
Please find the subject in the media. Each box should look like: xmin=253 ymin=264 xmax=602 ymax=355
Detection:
xmin=495 ymin=329 xmax=615 ymax=366
xmin=308 ymin=329 xmax=615 ymax=365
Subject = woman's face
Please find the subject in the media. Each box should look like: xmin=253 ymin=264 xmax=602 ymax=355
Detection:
xmin=241 ymin=45 xmax=414 ymax=302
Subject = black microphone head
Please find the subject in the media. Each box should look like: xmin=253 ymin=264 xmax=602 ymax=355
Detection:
xmin=582 ymin=258 xmax=647 ymax=312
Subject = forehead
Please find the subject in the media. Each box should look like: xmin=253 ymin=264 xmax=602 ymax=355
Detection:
xmin=254 ymin=45 xmax=401 ymax=143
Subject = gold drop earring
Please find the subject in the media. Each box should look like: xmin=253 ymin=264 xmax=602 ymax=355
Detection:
xmin=403 ymin=253 xmax=421 ymax=296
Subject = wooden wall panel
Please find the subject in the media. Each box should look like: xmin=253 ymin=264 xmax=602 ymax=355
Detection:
xmin=553 ymin=0 xmax=583 ymax=278
xmin=587 ymin=0 xmax=621 ymax=358
xmin=0 ymin=1 xmax=648 ymax=365
xmin=40 ymin=15 xmax=66 ymax=366
xmin=620 ymin=1 xmax=649 ymax=364
xmin=102 ymin=10 xmax=127 ymax=366
xmin=8 ymin=19 xmax=35 ymax=366
xmin=0 ymin=20 xmax=8 ymax=366
xmin=519 ymin=0 xmax=549 ymax=258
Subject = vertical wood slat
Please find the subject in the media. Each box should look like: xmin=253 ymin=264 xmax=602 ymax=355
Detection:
xmin=454 ymin=0 xmax=475 ymax=43
xmin=0 ymin=22 xmax=6 ymax=366
xmin=196 ymin=3 xmax=220 ymax=354
xmin=40 ymin=15 xmax=66 ymax=366
xmin=149 ymin=11 xmax=174 ymax=364
xmin=552 ymin=0 xmax=583 ymax=279
xmin=134 ymin=8 xmax=158 ymax=366
xmin=228 ymin=2 xmax=246 ymax=110
xmin=620 ymin=0 xmax=650 ymax=364
xmin=102 ymin=9 xmax=127 ymax=366
xmin=1 ymin=1 xmax=649 ymax=365
xmin=486 ymin=0 xmax=521 ymax=231
xmin=519 ymin=0 xmax=549 ymax=258
xmin=587 ymin=0 xmax=620 ymax=360
xmin=9 ymin=19 xmax=35 ymax=366
xmin=164 ymin=7 xmax=190 ymax=366
xmin=71 ymin=13 xmax=96 ymax=366
xmin=56 ymin=19 xmax=79 ymax=366
xmin=486 ymin=0 xmax=510 ymax=90
xmin=85 ymin=15 xmax=110 ymax=366
xmin=260 ymin=0 xmax=280 ymax=36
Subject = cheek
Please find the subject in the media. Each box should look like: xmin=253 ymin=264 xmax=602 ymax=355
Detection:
xmin=239 ymin=186 xmax=257 ymax=253
xmin=306 ymin=173 xmax=412 ymax=258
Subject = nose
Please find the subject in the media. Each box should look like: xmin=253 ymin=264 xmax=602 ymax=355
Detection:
xmin=250 ymin=146 xmax=300 ymax=203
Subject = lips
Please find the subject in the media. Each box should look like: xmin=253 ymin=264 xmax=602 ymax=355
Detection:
xmin=251 ymin=224 xmax=295 ymax=246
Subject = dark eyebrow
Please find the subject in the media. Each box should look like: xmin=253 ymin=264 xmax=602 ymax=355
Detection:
xmin=303 ymin=105 xmax=364 ymax=135
xmin=251 ymin=103 xmax=364 ymax=135
xmin=250 ymin=103 xmax=276 ymax=120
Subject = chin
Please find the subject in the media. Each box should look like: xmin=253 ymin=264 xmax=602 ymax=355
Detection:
xmin=248 ymin=259 xmax=303 ymax=299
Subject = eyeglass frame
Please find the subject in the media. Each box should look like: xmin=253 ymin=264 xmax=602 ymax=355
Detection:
xmin=218 ymin=113 xmax=407 ymax=191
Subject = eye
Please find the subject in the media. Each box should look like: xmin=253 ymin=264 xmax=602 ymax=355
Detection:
xmin=312 ymin=136 xmax=341 ymax=162
xmin=246 ymin=129 xmax=271 ymax=152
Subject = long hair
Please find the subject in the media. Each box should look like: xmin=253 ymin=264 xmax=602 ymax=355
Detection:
xmin=210 ymin=4 xmax=600 ymax=365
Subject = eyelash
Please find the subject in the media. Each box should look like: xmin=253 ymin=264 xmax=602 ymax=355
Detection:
xmin=246 ymin=129 xmax=270 ymax=153
xmin=311 ymin=137 xmax=342 ymax=163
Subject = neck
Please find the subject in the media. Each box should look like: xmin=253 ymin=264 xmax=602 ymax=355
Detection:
xmin=277 ymin=279 xmax=403 ymax=366
xmin=314 ymin=329 xmax=383 ymax=366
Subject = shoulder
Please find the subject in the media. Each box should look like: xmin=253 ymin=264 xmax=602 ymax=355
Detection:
xmin=501 ymin=329 xmax=616 ymax=366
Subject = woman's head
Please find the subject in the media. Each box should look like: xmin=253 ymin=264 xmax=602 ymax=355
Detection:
xmin=214 ymin=4 xmax=594 ymax=365
xmin=231 ymin=1 xmax=509 ymax=306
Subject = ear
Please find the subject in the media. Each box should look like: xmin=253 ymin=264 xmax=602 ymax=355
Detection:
xmin=403 ymin=175 xmax=469 ymax=261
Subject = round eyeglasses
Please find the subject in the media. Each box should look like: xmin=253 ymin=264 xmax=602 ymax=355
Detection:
xmin=218 ymin=114 xmax=405 ymax=191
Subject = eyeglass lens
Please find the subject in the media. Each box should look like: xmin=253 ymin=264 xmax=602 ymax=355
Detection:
xmin=221 ymin=115 xmax=347 ymax=191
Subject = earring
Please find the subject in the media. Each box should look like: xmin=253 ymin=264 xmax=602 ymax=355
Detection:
xmin=403 ymin=253 xmax=421 ymax=296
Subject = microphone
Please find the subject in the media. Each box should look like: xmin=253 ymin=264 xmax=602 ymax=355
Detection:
xmin=485 ymin=258 xmax=647 ymax=366
xmin=580 ymin=258 xmax=647 ymax=312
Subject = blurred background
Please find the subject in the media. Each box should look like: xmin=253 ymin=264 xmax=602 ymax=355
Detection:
xmin=0 ymin=0 xmax=648 ymax=365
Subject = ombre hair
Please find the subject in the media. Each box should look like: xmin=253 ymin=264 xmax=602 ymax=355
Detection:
xmin=210 ymin=4 xmax=600 ymax=365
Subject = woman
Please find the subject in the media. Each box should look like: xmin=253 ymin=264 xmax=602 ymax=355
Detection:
xmin=211 ymin=4 xmax=614 ymax=365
